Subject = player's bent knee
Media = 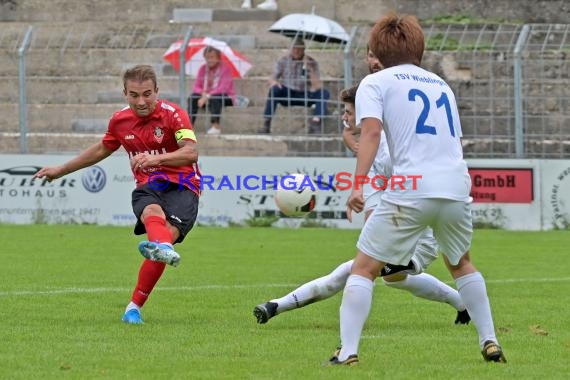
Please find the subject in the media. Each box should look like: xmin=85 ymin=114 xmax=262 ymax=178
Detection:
xmin=141 ymin=204 xmax=166 ymax=220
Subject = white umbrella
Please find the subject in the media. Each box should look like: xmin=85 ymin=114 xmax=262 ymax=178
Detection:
xmin=268 ymin=13 xmax=350 ymax=44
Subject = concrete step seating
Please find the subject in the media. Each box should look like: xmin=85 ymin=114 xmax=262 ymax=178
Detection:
xmin=0 ymin=0 xmax=289 ymax=21
xmin=0 ymin=0 xmax=352 ymax=157
xmin=0 ymin=102 xmax=343 ymax=135
xmin=0 ymin=0 xmax=335 ymax=23
xmin=0 ymin=46 xmax=347 ymax=78
xmin=2 ymin=131 xmax=566 ymax=159
xmin=0 ymin=15 xmax=357 ymax=52
xmin=0 ymin=20 xmax=293 ymax=51
xmin=5 ymin=98 xmax=563 ymax=140
xmin=0 ymin=76 xmax=347 ymax=105
xmin=0 ymin=131 xmax=348 ymax=157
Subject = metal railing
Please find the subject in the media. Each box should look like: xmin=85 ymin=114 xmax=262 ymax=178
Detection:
xmin=17 ymin=26 xmax=33 ymax=154
xmin=3 ymin=22 xmax=569 ymax=158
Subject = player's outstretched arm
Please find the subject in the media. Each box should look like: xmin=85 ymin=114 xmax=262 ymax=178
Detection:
xmin=33 ymin=141 xmax=113 ymax=182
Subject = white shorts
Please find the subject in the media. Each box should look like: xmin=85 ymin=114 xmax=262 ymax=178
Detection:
xmin=364 ymin=187 xmax=382 ymax=213
xmin=363 ymin=167 xmax=389 ymax=213
xmin=357 ymin=198 xmax=472 ymax=266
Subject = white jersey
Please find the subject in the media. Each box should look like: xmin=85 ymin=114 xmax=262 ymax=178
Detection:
xmin=343 ymin=122 xmax=392 ymax=181
xmin=356 ymin=64 xmax=471 ymax=202
xmin=364 ymin=131 xmax=392 ymax=211
xmin=372 ymin=130 xmax=392 ymax=179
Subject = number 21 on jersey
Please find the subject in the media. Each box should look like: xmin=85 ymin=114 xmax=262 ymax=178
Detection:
xmin=408 ymin=88 xmax=455 ymax=137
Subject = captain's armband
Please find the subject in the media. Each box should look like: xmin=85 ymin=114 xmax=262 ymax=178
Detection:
xmin=175 ymin=129 xmax=196 ymax=142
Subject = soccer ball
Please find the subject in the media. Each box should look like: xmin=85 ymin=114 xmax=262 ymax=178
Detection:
xmin=275 ymin=173 xmax=317 ymax=217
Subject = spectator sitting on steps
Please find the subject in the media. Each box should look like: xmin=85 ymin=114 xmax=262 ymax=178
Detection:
xmin=188 ymin=46 xmax=236 ymax=135
xmin=257 ymin=36 xmax=330 ymax=134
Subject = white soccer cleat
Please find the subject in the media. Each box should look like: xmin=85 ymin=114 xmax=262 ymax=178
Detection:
xmin=241 ymin=0 xmax=252 ymax=8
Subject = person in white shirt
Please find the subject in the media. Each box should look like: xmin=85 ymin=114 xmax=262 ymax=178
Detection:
xmin=331 ymin=13 xmax=506 ymax=365
xmin=252 ymin=51 xmax=471 ymax=331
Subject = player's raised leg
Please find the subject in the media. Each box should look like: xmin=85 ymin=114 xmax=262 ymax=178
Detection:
xmin=254 ymin=260 xmax=353 ymax=323
xmin=254 ymin=228 xmax=470 ymax=325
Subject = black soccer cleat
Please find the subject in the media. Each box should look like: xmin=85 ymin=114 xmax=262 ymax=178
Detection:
xmin=253 ymin=301 xmax=278 ymax=324
xmin=481 ymin=340 xmax=507 ymax=363
xmin=326 ymin=346 xmax=358 ymax=366
xmin=380 ymin=261 xmax=415 ymax=277
xmin=455 ymin=309 xmax=471 ymax=325
xmin=328 ymin=354 xmax=359 ymax=366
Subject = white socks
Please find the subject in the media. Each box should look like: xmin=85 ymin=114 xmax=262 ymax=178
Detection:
xmin=383 ymin=273 xmax=465 ymax=311
xmin=270 ymin=260 xmax=353 ymax=313
xmin=338 ymin=274 xmax=374 ymax=361
xmin=455 ymin=272 xmax=498 ymax=348
xmin=125 ymin=301 xmax=140 ymax=313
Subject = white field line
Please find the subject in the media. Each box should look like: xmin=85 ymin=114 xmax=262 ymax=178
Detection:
xmin=1 ymin=277 xmax=570 ymax=298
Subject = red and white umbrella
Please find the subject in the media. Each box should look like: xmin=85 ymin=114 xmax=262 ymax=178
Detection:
xmin=163 ymin=37 xmax=252 ymax=78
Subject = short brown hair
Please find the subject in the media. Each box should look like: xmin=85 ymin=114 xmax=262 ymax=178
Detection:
xmin=123 ymin=64 xmax=157 ymax=90
xmin=339 ymin=84 xmax=358 ymax=105
xmin=369 ymin=13 xmax=424 ymax=68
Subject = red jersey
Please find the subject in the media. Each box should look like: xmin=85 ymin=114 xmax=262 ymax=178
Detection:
xmin=102 ymin=100 xmax=201 ymax=194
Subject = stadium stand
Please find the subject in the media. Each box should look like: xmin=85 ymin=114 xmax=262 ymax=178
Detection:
xmin=1 ymin=0 xmax=568 ymax=157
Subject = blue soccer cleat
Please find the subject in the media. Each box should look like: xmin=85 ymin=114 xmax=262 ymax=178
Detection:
xmin=138 ymin=241 xmax=181 ymax=267
xmin=122 ymin=309 xmax=143 ymax=324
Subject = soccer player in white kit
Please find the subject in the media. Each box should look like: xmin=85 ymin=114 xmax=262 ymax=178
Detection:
xmin=252 ymin=83 xmax=470 ymax=326
xmin=331 ymin=13 xmax=506 ymax=365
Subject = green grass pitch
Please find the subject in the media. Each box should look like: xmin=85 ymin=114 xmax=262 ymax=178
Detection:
xmin=1 ymin=225 xmax=569 ymax=379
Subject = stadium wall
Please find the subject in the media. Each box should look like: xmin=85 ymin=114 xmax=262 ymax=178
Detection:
xmin=1 ymin=0 xmax=567 ymax=23
xmin=1 ymin=155 xmax=569 ymax=230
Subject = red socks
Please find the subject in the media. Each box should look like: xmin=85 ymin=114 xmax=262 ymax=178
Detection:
xmin=143 ymin=215 xmax=173 ymax=243
xmin=132 ymin=260 xmax=166 ymax=306
xmin=131 ymin=215 xmax=173 ymax=307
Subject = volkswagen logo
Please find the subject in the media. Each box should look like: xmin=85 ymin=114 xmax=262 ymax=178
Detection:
xmin=81 ymin=166 xmax=107 ymax=193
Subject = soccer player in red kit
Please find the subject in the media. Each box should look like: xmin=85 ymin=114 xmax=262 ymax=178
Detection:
xmin=34 ymin=65 xmax=201 ymax=324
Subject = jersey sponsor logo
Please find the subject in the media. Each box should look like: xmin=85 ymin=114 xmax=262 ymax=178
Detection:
xmin=127 ymin=148 xmax=167 ymax=159
xmin=153 ymin=126 xmax=164 ymax=144
xmin=81 ymin=166 xmax=107 ymax=193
